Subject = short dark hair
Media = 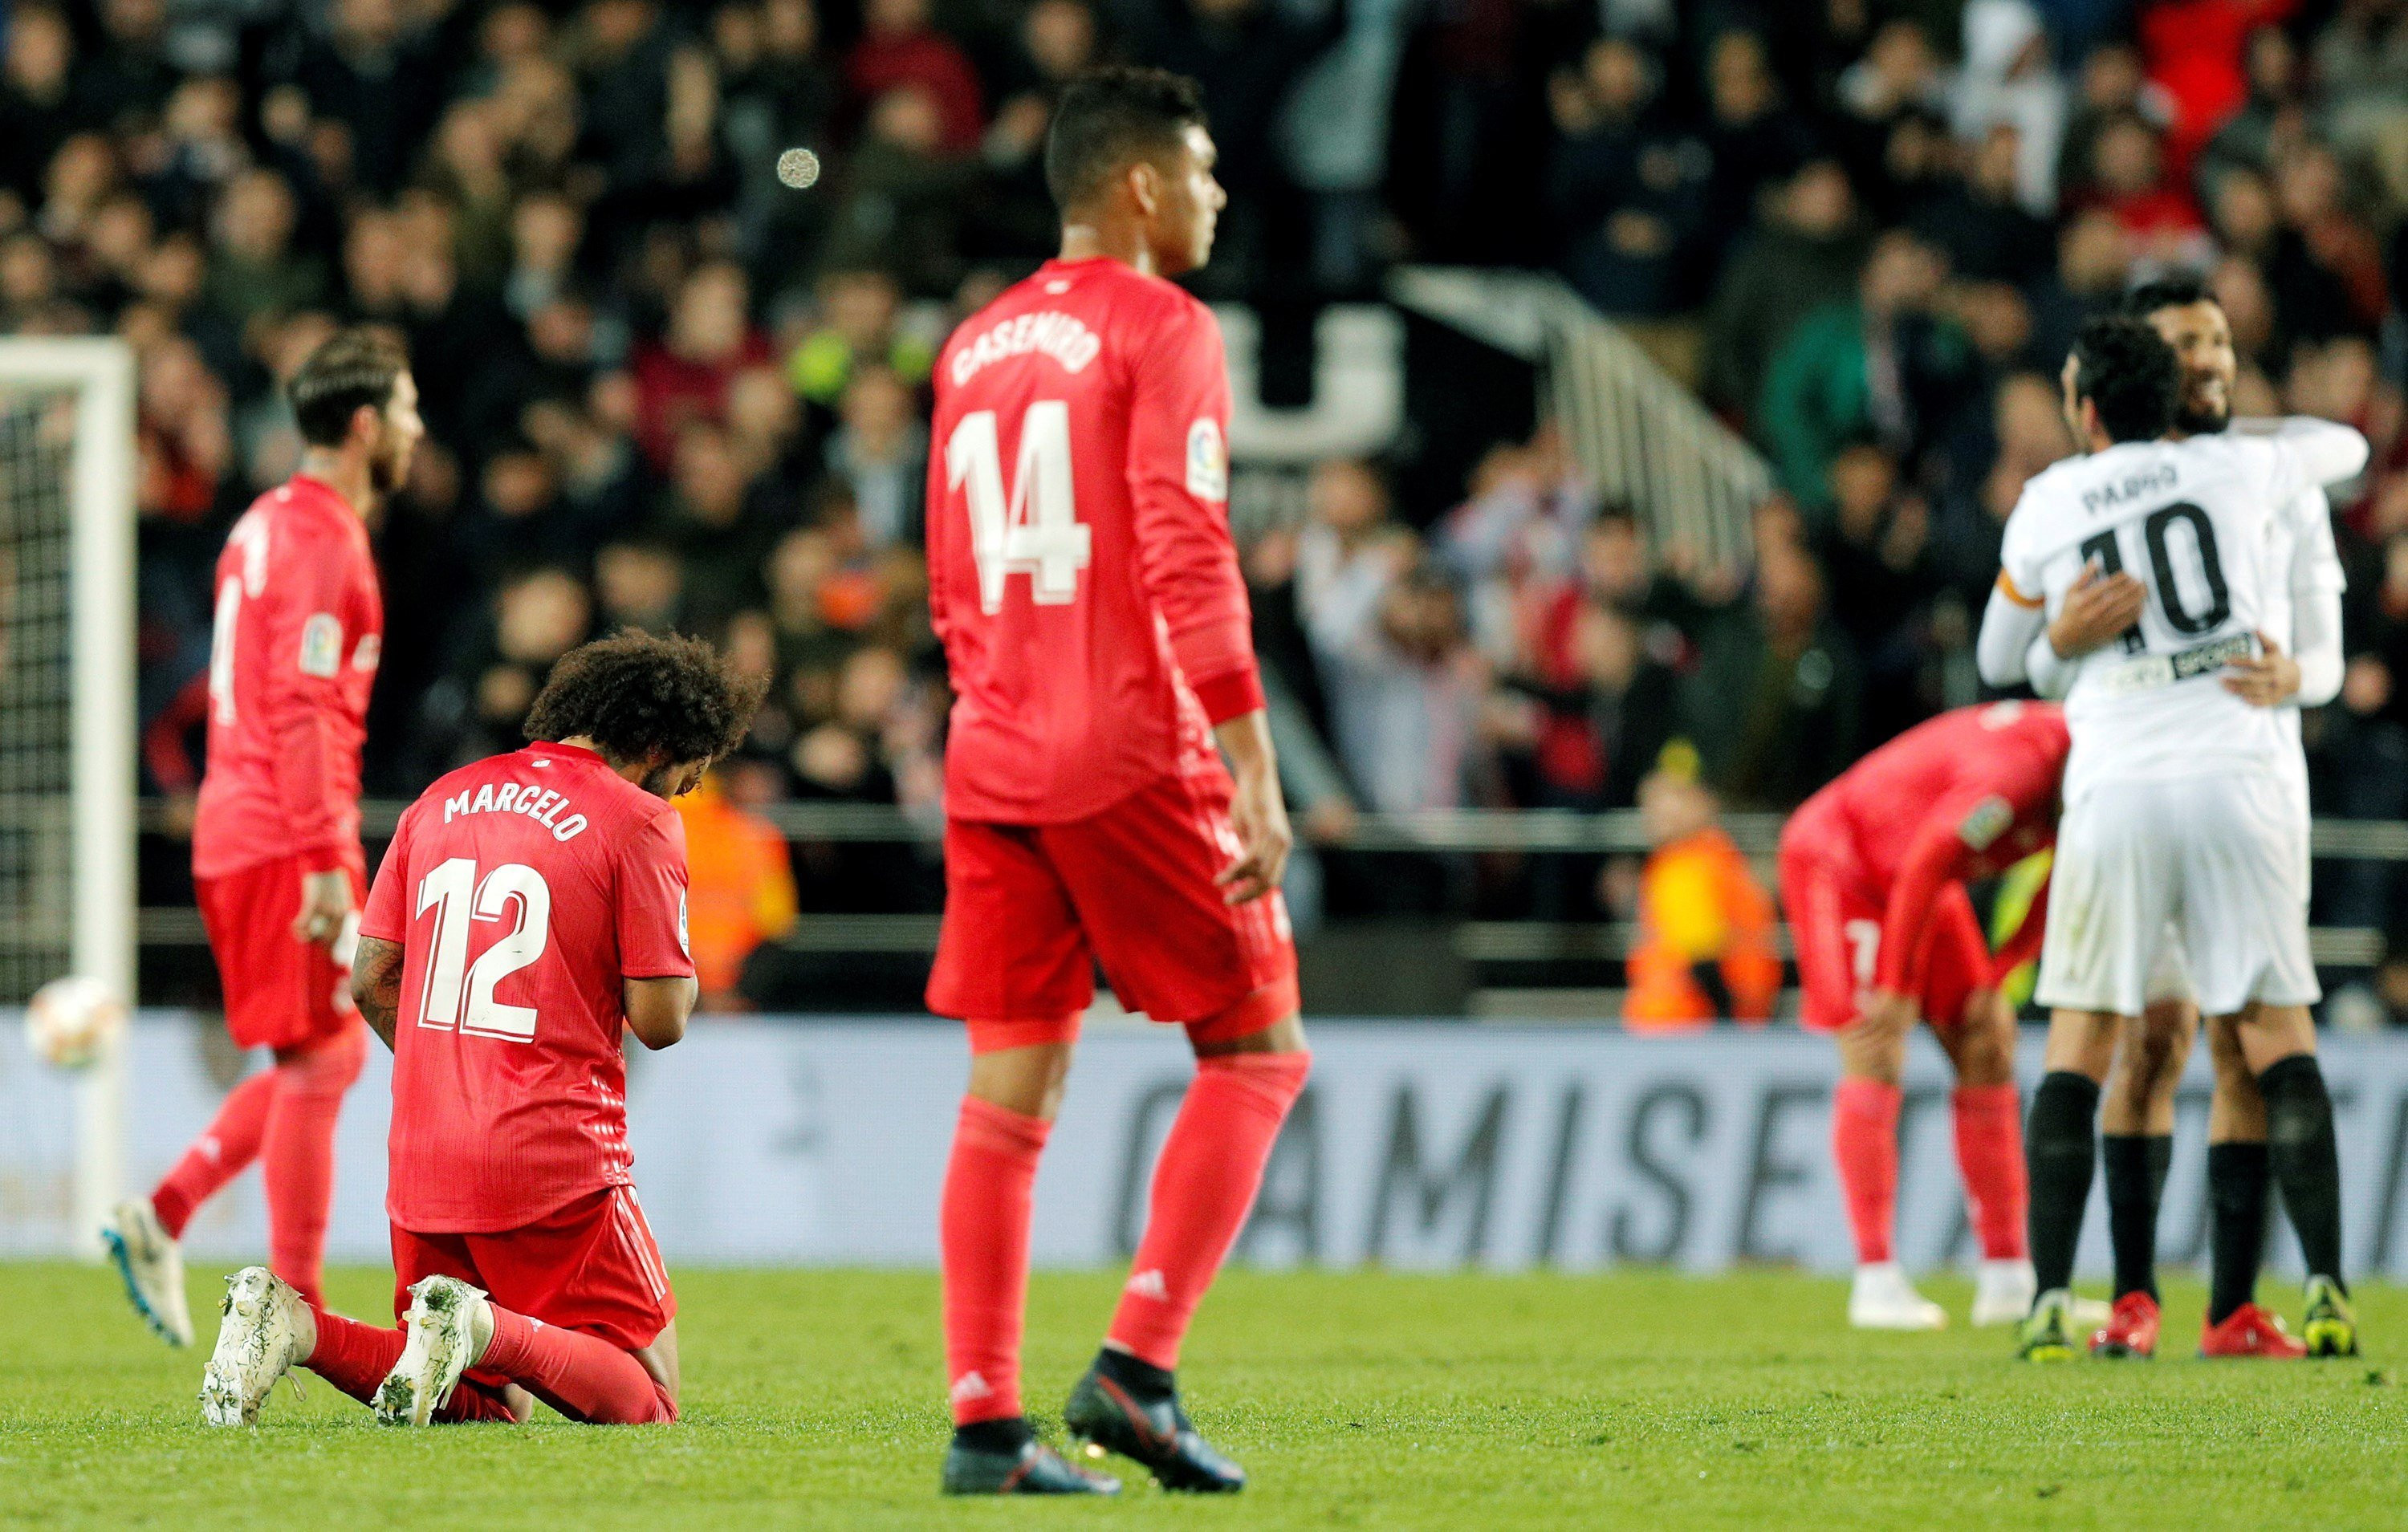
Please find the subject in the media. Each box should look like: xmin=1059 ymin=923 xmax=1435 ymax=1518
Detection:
xmin=1043 ymin=66 xmax=1206 ymax=212
xmin=523 ymin=629 xmax=764 ymax=769
xmin=289 ymin=327 xmax=409 ymax=446
xmin=2070 ymin=315 xmax=2179 ymax=444
xmin=2122 ymin=273 xmax=2215 ymax=319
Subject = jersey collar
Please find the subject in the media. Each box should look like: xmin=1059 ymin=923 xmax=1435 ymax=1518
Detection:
xmin=526 ymin=741 xmax=609 ymax=770
xmin=287 ymin=475 xmax=369 ymax=547
xmin=288 ymin=473 xmax=356 ymax=514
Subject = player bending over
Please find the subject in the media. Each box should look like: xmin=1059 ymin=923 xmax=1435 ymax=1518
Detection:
xmin=923 ymin=67 xmax=1309 ymax=1496
xmin=106 ymin=330 xmax=419 ymax=1345
xmin=199 ymin=631 xmax=761 ymax=1427
xmin=1780 ymin=702 xmax=2064 ymax=1330
xmin=1975 ymin=316 xmax=2365 ymax=1360
xmin=1995 ymin=276 xmax=2358 ymax=1360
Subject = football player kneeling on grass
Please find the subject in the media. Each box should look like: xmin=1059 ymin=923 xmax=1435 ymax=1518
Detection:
xmin=199 ymin=631 xmax=759 ymax=1427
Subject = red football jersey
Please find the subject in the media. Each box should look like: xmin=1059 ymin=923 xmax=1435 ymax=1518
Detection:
xmin=193 ymin=473 xmax=383 ymax=879
xmin=925 ymin=255 xmax=1263 ymax=823
xmin=1784 ymin=701 xmax=2069 ymax=994
xmin=359 ymin=742 xmax=694 ymax=1233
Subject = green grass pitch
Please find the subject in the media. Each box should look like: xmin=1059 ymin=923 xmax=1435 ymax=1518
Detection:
xmin=3 ymin=1263 xmax=2403 ymax=1529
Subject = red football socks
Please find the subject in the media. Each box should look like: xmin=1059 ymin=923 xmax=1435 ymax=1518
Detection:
xmin=1831 ymin=1077 xmax=1902 ymax=1266
xmin=148 ymin=1025 xmax=365 ymax=1309
xmin=1107 ymin=1050 xmax=1311 ymax=1370
xmin=260 ymin=1027 xmax=367 ymax=1309
xmin=941 ymin=1095 xmax=1051 ymax=1425
xmin=303 ymin=1308 xmax=405 ymax=1404
xmin=1952 ymin=1083 xmax=2028 ymax=1261
xmin=478 ymin=1304 xmax=675 ymax=1424
xmin=150 ymin=1067 xmax=277 ymax=1238
xmin=304 ymin=1309 xmax=521 ymax=1421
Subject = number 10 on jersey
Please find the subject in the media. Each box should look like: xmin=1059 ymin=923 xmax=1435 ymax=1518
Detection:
xmin=948 ymin=402 xmax=1092 ymax=613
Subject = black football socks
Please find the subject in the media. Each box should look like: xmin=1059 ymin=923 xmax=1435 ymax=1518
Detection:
xmin=2101 ymin=1133 xmax=2172 ymax=1301
xmin=2206 ymin=1140 xmax=2271 ymax=1325
xmin=2259 ymin=1055 xmax=2347 ymax=1294
xmin=1093 ymin=1346 xmax=1176 ymax=1401
xmin=953 ymin=1416 xmax=1035 ymax=1454
xmin=2026 ymin=1072 xmax=2101 ymax=1301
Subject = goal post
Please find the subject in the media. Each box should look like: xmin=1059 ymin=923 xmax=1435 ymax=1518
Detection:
xmin=0 ymin=337 xmax=137 ymax=1258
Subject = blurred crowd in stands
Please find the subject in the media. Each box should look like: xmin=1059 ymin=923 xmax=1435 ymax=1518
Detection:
xmin=13 ymin=0 xmax=2408 ymax=1005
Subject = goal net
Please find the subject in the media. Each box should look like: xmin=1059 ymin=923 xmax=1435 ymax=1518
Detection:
xmin=0 ymin=339 xmax=136 ymax=1255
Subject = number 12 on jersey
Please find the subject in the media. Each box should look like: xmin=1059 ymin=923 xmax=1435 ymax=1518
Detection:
xmin=414 ymin=857 xmax=551 ymax=1041
xmin=948 ymin=401 xmax=1092 ymax=613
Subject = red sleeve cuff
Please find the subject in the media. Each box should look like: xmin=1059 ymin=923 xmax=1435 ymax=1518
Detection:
xmin=295 ymin=841 xmax=348 ymax=875
xmin=1190 ymin=668 xmax=1266 ymax=726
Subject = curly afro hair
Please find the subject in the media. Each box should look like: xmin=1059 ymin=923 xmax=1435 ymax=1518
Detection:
xmin=523 ymin=629 xmax=763 ymax=769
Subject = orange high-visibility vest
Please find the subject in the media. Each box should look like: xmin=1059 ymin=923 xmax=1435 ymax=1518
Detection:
xmin=1623 ymin=827 xmax=1780 ymax=1030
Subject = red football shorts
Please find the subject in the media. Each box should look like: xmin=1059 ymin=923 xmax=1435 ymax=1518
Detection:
xmin=196 ymin=854 xmax=367 ymax=1051
xmin=1780 ymin=840 xmax=1991 ymax=1036
xmin=927 ymin=770 xmax=1300 ymax=1042
xmin=389 ymin=1186 xmax=676 ymax=1356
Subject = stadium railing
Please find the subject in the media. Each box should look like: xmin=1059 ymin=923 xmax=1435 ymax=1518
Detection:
xmin=128 ymin=797 xmax=2408 ymax=973
xmin=1389 ymin=266 xmax=1771 ymax=586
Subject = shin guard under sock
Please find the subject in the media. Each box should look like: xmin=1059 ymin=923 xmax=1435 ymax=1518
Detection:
xmin=261 ymin=1028 xmax=366 ymax=1308
xmin=1107 ymin=1051 xmax=1309 ymax=1369
xmin=151 ymin=1068 xmax=278 ymax=1237
xmin=1831 ymin=1079 xmax=1902 ymax=1266
xmin=941 ymin=1095 xmax=1051 ymax=1425
xmin=1951 ymin=1083 xmax=2028 ymax=1262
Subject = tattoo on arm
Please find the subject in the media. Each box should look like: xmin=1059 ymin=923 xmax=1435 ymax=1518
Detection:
xmin=352 ymin=935 xmax=405 ymax=1051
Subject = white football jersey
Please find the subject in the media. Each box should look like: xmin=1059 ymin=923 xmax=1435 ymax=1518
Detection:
xmin=1999 ymin=433 xmax=2332 ymax=803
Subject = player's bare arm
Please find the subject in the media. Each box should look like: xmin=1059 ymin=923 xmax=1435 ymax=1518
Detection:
xmin=350 ymin=934 xmax=404 ymax=1050
xmin=624 ymin=976 xmax=696 ymax=1050
xmin=1212 ymin=710 xmax=1291 ymax=905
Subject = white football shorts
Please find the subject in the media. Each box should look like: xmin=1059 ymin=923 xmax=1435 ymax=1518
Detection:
xmin=2036 ymin=770 xmax=2318 ymax=1018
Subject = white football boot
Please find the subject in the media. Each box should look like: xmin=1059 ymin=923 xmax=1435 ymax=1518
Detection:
xmin=102 ymin=1198 xmax=193 ymax=1347
xmin=200 ymin=1267 xmax=310 ymax=1425
xmin=375 ymin=1275 xmax=490 ymax=1425
xmin=1849 ymin=1262 xmax=1949 ymax=1330
xmin=1971 ymin=1258 xmax=2038 ymax=1327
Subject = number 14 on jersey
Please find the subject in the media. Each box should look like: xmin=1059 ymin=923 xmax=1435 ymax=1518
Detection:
xmin=947 ymin=401 xmax=1092 ymax=613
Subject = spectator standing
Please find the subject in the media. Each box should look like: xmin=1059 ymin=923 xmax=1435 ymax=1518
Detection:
xmin=845 ymin=0 xmax=986 ymax=152
xmin=1759 ymin=227 xmax=1975 ymax=514
xmin=1704 ymin=160 xmax=1868 ymax=425
xmin=1949 ymin=0 xmax=2066 ymax=219
xmin=632 ymin=261 xmax=775 ymax=471
xmin=1548 ymin=37 xmax=1714 ymax=319
xmin=1687 ymin=534 xmax=1861 ymax=807
xmin=1621 ymin=760 xmax=1780 ymax=1030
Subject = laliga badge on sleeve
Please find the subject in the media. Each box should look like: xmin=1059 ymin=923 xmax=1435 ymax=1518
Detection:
xmin=299 ymin=612 xmax=344 ymax=677
xmin=1958 ymin=794 xmax=2014 ymax=851
xmin=1186 ymin=417 xmax=1227 ymax=502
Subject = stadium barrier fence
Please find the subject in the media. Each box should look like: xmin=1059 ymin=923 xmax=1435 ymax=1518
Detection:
xmin=12 ymin=1014 xmax=2408 ymax=1280
xmin=108 ymin=799 xmax=2408 ymax=976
